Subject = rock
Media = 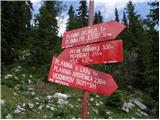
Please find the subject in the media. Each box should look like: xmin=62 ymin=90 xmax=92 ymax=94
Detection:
xmin=5 ymin=114 xmax=13 ymax=119
xmin=99 ymin=101 xmax=103 ymax=105
xmin=28 ymin=79 xmax=33 ymax=84
xmin=14 ymin=85 xmax=20 ymax=90
xmin=14 ymin=76 xmax=18 ymax=79
xmin=108 ymin=116 xmax=112 ymax=119
xmin=53 ymin=93 xmax=69 ymax=99
xmin=35 ymin=97 xmax=39 ymax=100
xmin=106 ymin=111 xmax=111 ymax=115
xmin=47 ymin=95 xmax=52 ymax=100
xmin=0 ymin=99 xmax=5 ymax=106
xmin=50 ymin=107 xmax=54 ymax=111
xmin=22 ymin=74 xmax=26 ymax=77
xmin=28 ymin=103 xmax=34 ymax=109
xmin=57 ymin=99 xmax=68 ymax=105
xmin=38 ymin=105 xmax=43 ymax=110
xmin=14 ymin=108 xmax=21 ymax=113
xmin=29 ymin=75 xmax=33 ymax=78
xmin=121 ymin=101 xmax=135 ymax=113
xmin=28 ymin=87 xmax=34 ymax=91
xmin=4 ymin=74 xmax=12 ymax=79
xmin=36 ymin=102 xmax=39 ymax=105
xmin=134 ymin=99 xmax=147 ymax=110
xmin=140 ymin=111 xmax=148 ymax=116
xmin=93 ymin=109 xmax=98 ymax=114
xmin=69 ymin=103 xmax=74 ymax=108
xmin=96 ymin=102 xmax=100 ymax=107
xmin=131 ymin=117 xmax=136 ymax=119
xmin=122 ymin=106 xmax=129 ymax=113
xmin=136 ymin=112 xmax=142 ymax=117
xmin=22 ymin=103 xmax=26 ymax=107
xmin=17 ymin=66 xmax=21 ymax=69
xmin=17 ymin=105 xmax=25 ymax=111
xmin=15 ymin=69 xmax=19 ymax=72
xmin=31 ymin=91 xmax=35 ymax=96
xmin=90 ymin=98 xmax=94 ymax=101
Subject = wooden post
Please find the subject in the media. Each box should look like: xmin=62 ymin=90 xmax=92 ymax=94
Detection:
xmin=81 ymin=0 xmax=94 ymax=119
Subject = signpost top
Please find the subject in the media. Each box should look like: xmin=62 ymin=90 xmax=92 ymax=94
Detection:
xmin=62 ymin=20 xmax=125 ymax=49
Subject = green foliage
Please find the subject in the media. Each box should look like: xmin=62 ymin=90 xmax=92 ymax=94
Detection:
xmin=94 ymin=11 xmax=103 ymax=24
xmin=105 ymin=90 xmax=123 ymax=107
xmin=77 ymin=0 xmax=88 ymax=27
xmin=115 ymin=8 xmax=120 ymax=22
xmin=28 ymin=1 xmax=59 ymax=66
xmin=66 ymin=5 xmax=77 ymax=31
xmin=1 ymin=1 xmax=32 ymax=64
xmin=147 ymin=1 xmax=159 ymax=26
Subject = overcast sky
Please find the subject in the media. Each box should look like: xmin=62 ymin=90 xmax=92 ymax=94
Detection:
xmin=31 ymin=0 xmax=156 ymax=36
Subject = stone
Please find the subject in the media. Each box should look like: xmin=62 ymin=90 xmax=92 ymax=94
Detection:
xmin=5 ymin=114 xmax=13 ymax=119
xmin=0 ymin=99 xmax=5 ymax=106
xmin=53 ymin=93 xmax=69 ymax=99
xmin=134 ymin=99 xmax=147 ymax=110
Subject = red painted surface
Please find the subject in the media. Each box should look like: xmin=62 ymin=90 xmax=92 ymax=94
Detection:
xmin=48 ymin=57 xmax=118 ymax=95
xmin=58 ymin=40 xmax=123 ymax=65
xmin=61 ymin=20 xmax=125 ymax=49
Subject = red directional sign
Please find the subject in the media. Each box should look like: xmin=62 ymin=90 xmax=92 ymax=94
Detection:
xmin=62 ymin=20 xmax=125 ymax=49
xmin=48 ymin=57 xmax=118 ymax=95
xmin=58 ymin=40 xmax=123 ymax=65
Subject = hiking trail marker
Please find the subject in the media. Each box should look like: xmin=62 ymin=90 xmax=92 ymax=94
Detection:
xmin=48 ymin=0 xmax=126 ymax=119
xmin=48 ymin=57 xmax=118 ymax=95
xmin=59 ymin=39 xmax=123 ymax=65
xmin=62 ymin=20 xmax=125 ymax=49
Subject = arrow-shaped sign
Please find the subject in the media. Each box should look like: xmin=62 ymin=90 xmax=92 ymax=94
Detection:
xmin=59 ymin=40 xmax=123 ymax=65
xmin=48 ymin=57 xmax=118 ymax=95
xmin=62 ymin=20 xmax=125 ymax=49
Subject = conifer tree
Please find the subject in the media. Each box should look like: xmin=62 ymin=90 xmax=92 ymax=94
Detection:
xmin=77 ymin=0 xmax=88 ymax=27
xmin=66 ymin=5 xmax=77 ymax=31
xmin=94 ymin=11 xmax=103 ymax=24
xmin=122 ymin=11 xmax=127 ymax=26
xmin=147 ymin=1 xmax=159 ymax=26
xmin=115 ymin=8 xmax=119 ymax=22
xmin=29 ymin=1 xmax=59 ymax=65
xmin=1 ymin=1 xmax=32 ymax=64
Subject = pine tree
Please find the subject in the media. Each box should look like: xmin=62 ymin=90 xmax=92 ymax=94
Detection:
xmin=1 ymin=1 xmax=32 ymax=64
xmin=98 ymin=11 xmax=103 ymax=23
xmin=123 ymin=1 xmax=147 ymax=89
xmin=77 ymin=0 xmax=88 ymax=27
xmin=147 ymin=1 xmax=159 ymax=26
xmin=115 ymin=8 xmax=119 ymax=22
xmin=122 ymin=11 xmax=127 ymax=26
xmin=142 ymin=1 xmax=159 ymax=101
xmin=94 ymin=12 xmax=98 ymax=24
xmin=66 ymin=5 xmax=77 ymax=31
xmin=29 ymin=1 xmax=59 ymax=65
xmin=94 ymin=11 xmax=103 ymax=24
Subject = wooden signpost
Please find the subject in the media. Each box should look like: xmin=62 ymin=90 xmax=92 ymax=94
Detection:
xmin=58 ymin=39 xmax=123 ymax=65
xmin=61 ymin=20 xmax=125 ymax=49
xmin=48 ymin=57 xmax=118 ymax=95
xmin=48 ymin=0 xmax=126 ymax=119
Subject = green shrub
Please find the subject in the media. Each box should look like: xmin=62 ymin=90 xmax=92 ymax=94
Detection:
xmin=105 ymin=90 xmax=123 ymax=107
